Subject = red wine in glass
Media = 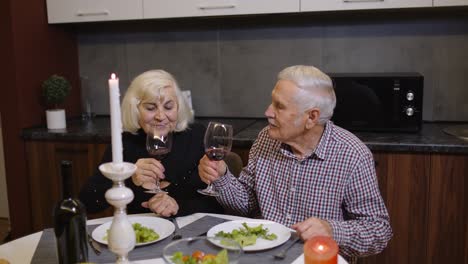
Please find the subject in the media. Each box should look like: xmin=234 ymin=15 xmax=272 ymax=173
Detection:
xmin=198 ymin=122 xmax=233 ymax=197
xmin=147 ymin=145 xmax=171 ymax=160
xmin=205 ymin=147 xmax=228 ymax=161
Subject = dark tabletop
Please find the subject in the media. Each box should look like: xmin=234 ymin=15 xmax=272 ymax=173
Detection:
xmin=21 ymin=116 xmax=468 ymax=154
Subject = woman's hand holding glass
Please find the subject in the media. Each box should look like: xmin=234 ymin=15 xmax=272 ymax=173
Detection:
xmin=144 ymin=128 xmax=173 ymax=194
xmin=131 ymin=158 xmax=166 ymax=190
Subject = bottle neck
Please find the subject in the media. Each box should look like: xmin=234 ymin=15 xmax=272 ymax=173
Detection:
xmin=61 ymin=160 xmax=73 ymax=199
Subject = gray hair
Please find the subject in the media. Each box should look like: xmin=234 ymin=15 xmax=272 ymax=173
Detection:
xmin=121 ymin=69 xmax=194 ymax=133
xmin=278 ymin=65 xmax=336 ymax=124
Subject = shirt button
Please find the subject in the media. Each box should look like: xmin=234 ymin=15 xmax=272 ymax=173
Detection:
xmin=290 ymin=187 xmax=296 ymax=192
xmin=286 ymin=214 xmax=292 ymax=220
xmin=188 ymin=170 xmax=192 ymax=174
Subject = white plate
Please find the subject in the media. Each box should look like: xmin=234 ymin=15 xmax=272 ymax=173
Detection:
xmin=91 ymin=216 xmax=175 ymax=247
xmin=207 ymin=220 xmax=291 ymax=251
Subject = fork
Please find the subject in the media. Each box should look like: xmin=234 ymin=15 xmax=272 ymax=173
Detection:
xmin=274 ymin=236 xmax=300 ymax=260
xmin=170 ymin=218 xmax=182 ymax=240
xmin=88 ymin=234 xmax=102 ymax=255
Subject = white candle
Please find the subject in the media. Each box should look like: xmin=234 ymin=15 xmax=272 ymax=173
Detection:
xmin=108 ymin=73 xmax=123 ymax=164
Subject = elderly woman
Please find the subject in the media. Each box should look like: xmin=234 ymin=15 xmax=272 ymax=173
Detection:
xmin=80 ymin=69 xmax=223 ymax=217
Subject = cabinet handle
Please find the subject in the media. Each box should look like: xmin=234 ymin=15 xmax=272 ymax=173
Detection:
xmin=76 ymin=10 xmax=110 ymax=17
xmin=343 ymin=0 xmax=384 ymax=2
xmin=198 ymin=4 xmax=236 ymax=10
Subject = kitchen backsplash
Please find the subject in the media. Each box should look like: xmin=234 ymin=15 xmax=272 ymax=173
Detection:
xmin=78 ymin=13 xmax=468 ymax=121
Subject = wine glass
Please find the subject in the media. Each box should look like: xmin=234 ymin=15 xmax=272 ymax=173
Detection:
xmin=198 ymin=122 xmax=233 ymax=196
xmin=145 ymin=127 xmax=173 ymax=194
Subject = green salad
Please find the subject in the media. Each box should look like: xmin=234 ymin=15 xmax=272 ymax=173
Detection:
xmin=171 ymin=249 xmax=228 ymax=264
xmin=215 ymin=222 xmax=277 ymax=247
xmin=103 ymin=223 xmax=160 ymax=243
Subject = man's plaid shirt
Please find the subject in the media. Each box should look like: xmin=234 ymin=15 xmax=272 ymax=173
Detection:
xmin=214 ymin=121 xmax=392 ymax=257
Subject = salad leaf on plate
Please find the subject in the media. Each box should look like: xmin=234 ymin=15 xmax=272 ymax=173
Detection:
xmin=103 ymin=223 xmax=160 ymax=243
xmin=215 ymin=222 xmax=277 ymax=247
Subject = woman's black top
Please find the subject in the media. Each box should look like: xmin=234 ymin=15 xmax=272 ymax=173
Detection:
xmin=79 ymin=123 xmax=224 ymax=216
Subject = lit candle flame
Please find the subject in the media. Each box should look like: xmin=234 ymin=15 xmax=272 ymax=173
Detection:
xmin=111 ymin=73 xmax=117 ymax=80
xmin=317 ymin=244 xmax=324 ymax=251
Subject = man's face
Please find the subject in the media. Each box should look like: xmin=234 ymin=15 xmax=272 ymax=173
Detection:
xmin=264 ymin=80 xmax=307 ymax=143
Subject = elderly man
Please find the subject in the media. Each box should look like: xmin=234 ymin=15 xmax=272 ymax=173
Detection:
xmin=198 ymin=65 xmax=392 ymax=258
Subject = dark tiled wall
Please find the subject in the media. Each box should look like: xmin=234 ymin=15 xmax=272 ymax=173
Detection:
xmin=78 ymin=13 xmax=468 ymax=121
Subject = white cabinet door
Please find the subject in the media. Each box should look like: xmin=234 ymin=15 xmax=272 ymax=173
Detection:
xmin=301 ymin=0 xmax=432 ymax=12
xmin=434 ymin=0 xmax=468 ymax=6
xmin=143 ymin=0 xmax=299 ymax=19
xmin=46 ymin=0 xmax=143 ymax=24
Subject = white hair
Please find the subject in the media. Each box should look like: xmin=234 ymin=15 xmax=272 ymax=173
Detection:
xmin=278 ymin=65 xmax=336 ymax=124
xmin=121 ymin=69 xmax=194 ymax=133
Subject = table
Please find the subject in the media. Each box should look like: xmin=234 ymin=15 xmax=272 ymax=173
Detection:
xmin=0 ymin=213 xmax=347 ymax=263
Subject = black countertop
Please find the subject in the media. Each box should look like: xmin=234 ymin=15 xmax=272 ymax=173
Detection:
xmin=22 ymin=116 xmax=468 ymax=154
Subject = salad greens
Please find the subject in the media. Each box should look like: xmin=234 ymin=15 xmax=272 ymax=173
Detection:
xmin=171 ymin=249 xmax=228 ymax=264
xmin=133 ymin=223 xmax=160 ymax=243
xmin=215 ymin=222 xmax=277 ymax=247
xmin=103 ymin=223 xmax=160 ymax=243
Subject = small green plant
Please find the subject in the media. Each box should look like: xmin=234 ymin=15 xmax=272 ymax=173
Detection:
xmin=42 ymin=74 xmax=71 ymax=109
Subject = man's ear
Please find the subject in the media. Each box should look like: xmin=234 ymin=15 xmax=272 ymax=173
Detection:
xmin=305 ymin=108 xmax=320 ymax=129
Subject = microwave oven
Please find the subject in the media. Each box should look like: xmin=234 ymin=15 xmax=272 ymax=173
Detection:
xmin=329 ymin=73 xmax=423 ymax=133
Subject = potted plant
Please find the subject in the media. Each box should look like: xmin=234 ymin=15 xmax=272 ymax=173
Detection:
xmin=42 ymin=74 xmax=71 ymax=130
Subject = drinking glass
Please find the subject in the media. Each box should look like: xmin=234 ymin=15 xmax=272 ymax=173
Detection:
xmin=198 ymin=122 xmax=233 ymax=196
xmin=145 ymin=127 xmax=172 ymax=194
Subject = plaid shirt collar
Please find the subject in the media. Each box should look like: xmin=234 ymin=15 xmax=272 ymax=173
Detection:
xmin=277 ymin=120 xmax=334 ymax=161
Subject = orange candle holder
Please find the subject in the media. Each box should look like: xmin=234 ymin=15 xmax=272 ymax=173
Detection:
xmin=304 ymin=236 xmax=338 ymax=264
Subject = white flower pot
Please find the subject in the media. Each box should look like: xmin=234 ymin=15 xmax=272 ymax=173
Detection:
xmin=46 ymin=109 xmax=66 ymax=130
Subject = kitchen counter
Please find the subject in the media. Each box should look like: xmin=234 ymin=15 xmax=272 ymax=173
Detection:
xmin=22 ymin=116 xmax=468 ymax=154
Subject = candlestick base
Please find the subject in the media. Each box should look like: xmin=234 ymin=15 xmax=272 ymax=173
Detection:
xmin=99 ymin=162 xmax=137 ymax=263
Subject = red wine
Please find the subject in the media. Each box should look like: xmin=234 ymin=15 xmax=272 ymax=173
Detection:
xmin=148 ymin=147 xmax=170 ymax=160
xmin=206 ymin=147 xmax=227 ymax=161
xmin=53 ymin=160 xmax=88 ymax=264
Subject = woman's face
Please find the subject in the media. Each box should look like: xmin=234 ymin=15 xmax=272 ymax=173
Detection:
xmin=138 ymin=86 xmax=179 ymax=136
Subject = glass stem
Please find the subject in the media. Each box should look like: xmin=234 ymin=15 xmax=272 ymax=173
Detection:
xmin=156 ymin=179 xmax=161 ymax=190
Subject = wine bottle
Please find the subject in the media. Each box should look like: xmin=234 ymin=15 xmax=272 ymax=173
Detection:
xmin=53 ymin=160 xmax=89 ymax=264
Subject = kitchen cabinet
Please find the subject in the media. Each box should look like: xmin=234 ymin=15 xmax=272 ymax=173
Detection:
xmin=25 ymin=141 xmax=107 ymax=231
xmin=361 ymin=152 xmax=430 ymax=264
xmin=46 ymin=0 xmax=143 ymax=24
xmin=426 ymin=154 xmax=468 ymax=264
xmin=301 ymin=0 xmax=432 ymax=12
xmin=44 ymin=0 xmax=464 ymax=24
xmin=143 ymin=0 xmax=299 ymax=19
xmin=433 ymin=0 xmax=468 ymax=6
xmin=357 ymin=152 xmax=467 ymax=264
